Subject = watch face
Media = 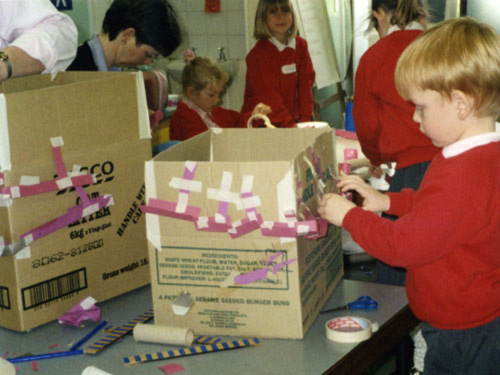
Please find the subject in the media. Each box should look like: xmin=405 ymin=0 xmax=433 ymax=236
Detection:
xmin=0 ymin=51 xmax=8 ymax=61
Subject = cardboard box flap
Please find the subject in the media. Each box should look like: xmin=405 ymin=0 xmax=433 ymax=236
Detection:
xmin=0 ymin=72 xmax=150 ymax=173
xmin=154 ymin=130 xmax=212 ymax=162
xmin=210 ymin=128 xmax=330 ymax=162
xmin=144 ymin=128 xmax=336 ymax=245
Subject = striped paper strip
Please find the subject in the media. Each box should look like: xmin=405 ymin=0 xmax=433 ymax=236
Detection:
xmin=123 ymin=338 xmax=260 ymax=366
xmin=84 ymin=309 xmax=153 ymax=355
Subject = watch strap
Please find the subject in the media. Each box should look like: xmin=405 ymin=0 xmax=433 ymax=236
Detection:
xmin=0 ymin=51 xmax=12 ymax=79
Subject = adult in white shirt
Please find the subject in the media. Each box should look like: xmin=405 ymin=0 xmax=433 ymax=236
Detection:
xmin=0 ymin=0 xmax=77 ymax=82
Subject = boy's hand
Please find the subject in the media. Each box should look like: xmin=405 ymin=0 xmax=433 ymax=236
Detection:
xmin=337 ymin=175 xmax=390 ymax=212
xmin=318 ymin=193 xmax=356 ymax=226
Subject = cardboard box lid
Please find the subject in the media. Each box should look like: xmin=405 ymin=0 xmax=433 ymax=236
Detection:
xmin=0 ymin=71 xmax=150 ymax=172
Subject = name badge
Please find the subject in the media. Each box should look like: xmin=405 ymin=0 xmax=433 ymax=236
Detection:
xmin=281 ymin=63 xmax=296 ymax=74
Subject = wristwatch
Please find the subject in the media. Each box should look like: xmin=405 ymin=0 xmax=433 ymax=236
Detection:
xmin=0 ymin=51 xmax=12 ymax=79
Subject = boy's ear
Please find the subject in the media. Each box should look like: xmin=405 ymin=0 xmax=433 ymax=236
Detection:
xmin=451 ymin=89 xmax=473 ymax=120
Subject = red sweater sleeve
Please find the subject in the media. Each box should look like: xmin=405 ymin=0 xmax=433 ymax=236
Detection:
xmin=210 ymin=106 xmax=247 ymax=128
xmin=352 ymin=52 xmax=384 ymax=166
xmin=342 ymin=144 xmax=500 ymax=329
xmin=169 ymin=102 xmax=208 ymax=141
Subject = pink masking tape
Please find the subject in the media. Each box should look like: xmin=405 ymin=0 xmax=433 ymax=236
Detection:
xmin=196 ymin=215 xmax=231 ymax=232
xmin=304 ymin=211 xmax=328 ymax=240
xmin=344 ymin=148 xmax=358 ymax=161
xmin=195 ymin=171 xmax=234 ymax=232
xmin=234 ymin=266 xmax=269 ymax=285
xmin=159 ymin=363 xmax=185 ymax=374
xmin=228 ymin=177 xmax=263 ymax=238
xmin=0 ymin=174 xmax=93 ymax=199
xmin=142 ymin=162 xmax=201 ymax=221
xmin=335 ymin=129 xmax=358 ymax=140
xmin=272 ymin=258 xmax=297 ymax=274
xmin=234 ymin=253 xmax=297 ymax=285
xmin=20 ymin=195 xmax=113 ymax=242
xmin=58 ymin=297 xmax=101 ymax=327
xmin=260 ymin=219 xmax=317 ymax=238
xmin=141 ymin=197 xmax=200 ymax=222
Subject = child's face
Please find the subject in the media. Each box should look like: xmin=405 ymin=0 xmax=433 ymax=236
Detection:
xmin=187 ymin=84 xmax=223 ymax=113
xmin=408 ymin=88 xmax=465 ymax=148
xmin=266 ymin=5 xmax=293 ymax=43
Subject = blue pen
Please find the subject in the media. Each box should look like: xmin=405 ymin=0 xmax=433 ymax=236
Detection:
xmin=70 ymin=320 xmax=108 ymax=351
xmin=7 ymin=349 xmax=84 ymax=363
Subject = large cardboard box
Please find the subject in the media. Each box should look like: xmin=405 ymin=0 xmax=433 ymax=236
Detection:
xmin=0 ymin=72 xmax=152 ymax=331
xmin=143 ymin=128 xmax=343 ymax=339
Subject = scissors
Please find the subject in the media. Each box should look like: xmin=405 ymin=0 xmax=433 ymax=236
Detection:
xmin=320 ymin=296 xmax=378 ymax=314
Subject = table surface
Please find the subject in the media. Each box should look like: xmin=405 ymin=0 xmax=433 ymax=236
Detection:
xmin=0 ymin=279 xmax=412 ymax=375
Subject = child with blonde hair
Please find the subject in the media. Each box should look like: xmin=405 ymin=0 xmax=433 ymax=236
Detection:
xmin=169 ymin=56 xmax=270 ymax=141
xmin=319 ymin=17 xmax=500 ymax=375
xmin=241 ymin=0 xmax=315 ymax=128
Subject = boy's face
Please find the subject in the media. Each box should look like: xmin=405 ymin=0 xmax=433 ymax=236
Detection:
xmin=408 ymin=88 xmax=465 ymax=148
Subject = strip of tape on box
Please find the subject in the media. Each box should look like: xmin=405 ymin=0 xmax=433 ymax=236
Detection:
xmin=135 ymin=71 xmax=152 ymax=140
xmin=0 ymin=94 xmax=11 ymax=171
xmin=145 ymin=160 xmax=161 ymax=250
xmin=276 ymin=165 xmax=296 ymax=244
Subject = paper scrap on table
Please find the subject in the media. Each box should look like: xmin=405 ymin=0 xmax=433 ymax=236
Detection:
xmin=159 ymin=363 xmax=185 ymax=374
xmin=81 ymin=366 xmax=114 ymax=375
xmin=58 ymin=297 xmax=101 ymax=327
xmin=0 ymin=357 xmax=15 ymax=375
xmin=172 ymin=292 xmax=194 ymax=316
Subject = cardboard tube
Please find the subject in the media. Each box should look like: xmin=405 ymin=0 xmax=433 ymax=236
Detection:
xmin=81 ymin=366 xmax=113 ymax=375
xmin=133 ymin=323 xmax=194 ymax=346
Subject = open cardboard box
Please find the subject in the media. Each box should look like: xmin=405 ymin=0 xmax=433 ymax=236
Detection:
xmin=0 ymin=72 xmax=152 ymax=331
xmin=143 ymin=128 xmax=343 ymax=339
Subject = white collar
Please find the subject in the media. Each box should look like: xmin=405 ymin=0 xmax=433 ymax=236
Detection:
xmin=182 ymin=98 xmax=219 ymax=129
xmin=443 ymin=132 xmax=500 ymax=158
xmin=387 ymin=21 xmax=424 ymax=36
xmin=269 ymin=36 xmax=296 ymax=52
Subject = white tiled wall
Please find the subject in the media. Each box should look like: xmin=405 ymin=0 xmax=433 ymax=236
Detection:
xmin=169 ymin=0 xmax=247 ymax=60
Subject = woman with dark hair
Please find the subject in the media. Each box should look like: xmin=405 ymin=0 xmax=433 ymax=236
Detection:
xmin=68 ymin=0 xmax=181 ymax=71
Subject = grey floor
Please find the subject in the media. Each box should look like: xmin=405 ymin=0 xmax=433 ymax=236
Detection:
xmin=343 ymin=253 xmax=398 ymax=375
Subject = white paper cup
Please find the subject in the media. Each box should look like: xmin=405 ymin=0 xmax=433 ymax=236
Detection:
xmin=297 ymin=121 xmax=329 ymax=128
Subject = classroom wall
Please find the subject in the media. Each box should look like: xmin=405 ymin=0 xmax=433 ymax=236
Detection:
xmin=467 ymin=0 xmax=500 ymax=35
xmin=168 ymin=0 xmax=247 ymax=61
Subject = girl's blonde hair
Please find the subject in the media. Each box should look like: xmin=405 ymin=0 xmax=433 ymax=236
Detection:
xmin=369 ymin=0 xmax=428 ymax=31
xmin=395 ymin=17 xmax=500 ymax=119
xmin=253 ymin=0 xmax=297 ymax=40
xmin=181 ymin=57 xmax=229 ymax=95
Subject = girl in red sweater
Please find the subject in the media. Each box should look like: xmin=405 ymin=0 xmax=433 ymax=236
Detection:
xmin=320 ymin=18 xmax=500 ymax=375
xmin=169 ymin=57 xmax=270 ymax=141
xmin=241 ymin=0 xmax=315 ymax=128
xmin=355 ymin=0 xmax=441 ymax=288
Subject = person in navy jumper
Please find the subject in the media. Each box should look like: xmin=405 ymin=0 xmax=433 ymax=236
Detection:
xmin=319 ymin=17 xmax=500 ymax=375
xmin=241 ymin=0 xmax=315 ymax=128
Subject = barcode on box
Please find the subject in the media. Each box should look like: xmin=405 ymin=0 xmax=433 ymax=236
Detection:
xmin=22 ymin=268 xmax=87 ymax=310
xmin=0 ymin=286 xmax=10 ymax=309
